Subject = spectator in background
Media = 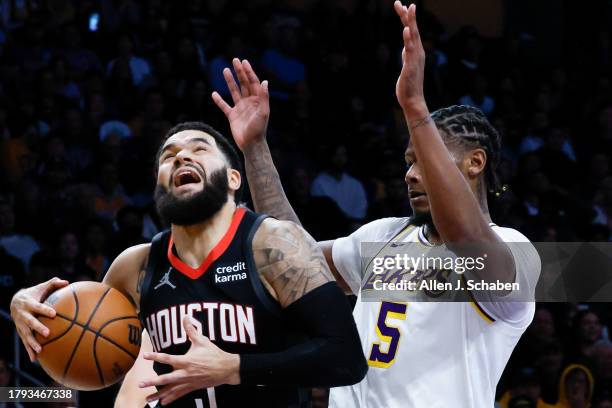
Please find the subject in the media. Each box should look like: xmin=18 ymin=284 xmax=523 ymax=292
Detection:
xmin=261 ymin=21 xmax=305 ymax=100
xmin=82 ymin=220 xmax=111 ymax=280
xmin=459 ymin=74 xmax=495 ymax=116
xmin=110 ymin=205 xmax=146 ymax=258
xmin=593 ymin=343 xmax=612 ymax=396
xmin=497 ymin=367 xmax=547 ymax=408
xmin=570 ymin=310 xmax=606 ymax=361
xmin=0 ymin=198 xmax=39 ymax=270
xmin=540 ymin=364 xmax=594 ymax=408
xmin=106 ymin=34 xmax=151 ymax=87
xmin=208 ymin=35 xmax=248 ymax=99
xmin=0 ymin=246 xmax=24 ymax=310
xmin=311 ymin=144 xmax=368 ymax=221
xmin=593 ymin=176 xmax=612 ymax=237
xmin=56 ymin=230 xmax=95 ymax=282
xmin=93 ymin=161 xmax=131 ymax=220
xmin=54 ymin=25 xmax=102 ymax=77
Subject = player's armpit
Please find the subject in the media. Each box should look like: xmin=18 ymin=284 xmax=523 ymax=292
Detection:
xmin=319 ymin=240 xmax=352 ymax=294
xmin=114 ymin=330 xmax=157 ymax=408
xmin=102 ymin=243 xmax=151 ymax=313
xmin=253 ymin=218 xmax=334 ymax=308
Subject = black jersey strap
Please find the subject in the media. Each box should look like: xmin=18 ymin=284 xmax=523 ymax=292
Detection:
xmin=243 ymin=213 xmax=283 ymax=317
xmin=139 ymin=231 xmax=168 ymax=320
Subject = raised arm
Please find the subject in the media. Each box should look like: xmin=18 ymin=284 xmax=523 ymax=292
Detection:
xmin=211 ymin=58 xmax=301 ymax=224
xmin=211 ymin=59 xmax=351 ymax=292
xmin=393 ymin=2 xmax=514 ymax=283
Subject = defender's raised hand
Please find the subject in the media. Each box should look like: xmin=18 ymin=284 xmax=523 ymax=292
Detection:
xmin=212 ymin=58 xmax=270 ymax=151
xmin=394 ymin=1 xmax=427 ymax=118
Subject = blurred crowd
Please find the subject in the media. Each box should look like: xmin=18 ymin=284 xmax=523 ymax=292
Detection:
xmin=0 ymin=0 xmax=611 ymax=407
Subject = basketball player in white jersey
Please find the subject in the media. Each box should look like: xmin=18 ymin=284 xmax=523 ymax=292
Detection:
xmin=211 ymin=2 xmax=540 ymax=406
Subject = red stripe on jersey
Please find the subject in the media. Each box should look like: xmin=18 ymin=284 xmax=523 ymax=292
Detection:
xmin=167 ymin=207 xmax=247 ymax=279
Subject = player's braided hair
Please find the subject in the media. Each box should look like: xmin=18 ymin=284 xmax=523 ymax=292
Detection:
xmin=430 ymin=105 xmax=505 ymax=196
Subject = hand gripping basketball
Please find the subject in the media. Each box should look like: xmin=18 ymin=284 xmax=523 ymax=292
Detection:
xmin=10 ymin=277 xmax=69 ymax=362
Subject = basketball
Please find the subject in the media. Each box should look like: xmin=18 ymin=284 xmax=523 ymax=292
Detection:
xmin=34 ymin=281 xmax=142 ymax=391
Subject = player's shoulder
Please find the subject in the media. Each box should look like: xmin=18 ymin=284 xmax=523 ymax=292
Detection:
xmin=116 ymin=243 xmax=152 ymax=263
xmin=351 ymin=217 xmax=412 ymax=241
xmin=106 ymin=243 xmax=151 ymax=279
xmin=254 ymin=218 xmax=315 ymax=249
xmin=490 ymin=224 xmax=531 ymax=243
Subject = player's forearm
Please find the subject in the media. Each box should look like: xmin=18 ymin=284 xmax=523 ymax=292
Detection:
xmin=403 ymin=102 xmax=491 ymax=243
xmin=243 ymin=140 xmax=302 ymax=224
xmin=239 ymin=282 xmax=367 ymax=387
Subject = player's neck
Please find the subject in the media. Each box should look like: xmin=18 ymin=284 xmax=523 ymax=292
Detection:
xmin=424 ymin=207 xmax=492 ymax=244
xmin=170 ymin=201 xmax=237 ymax=268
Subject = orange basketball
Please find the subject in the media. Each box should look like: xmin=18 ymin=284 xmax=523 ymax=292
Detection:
xmin=34 ymin=281 xmax=142 ymax=390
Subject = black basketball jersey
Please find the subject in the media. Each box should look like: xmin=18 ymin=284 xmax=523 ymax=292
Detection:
xmin=139 ymin=208 xmax=304 ymax=407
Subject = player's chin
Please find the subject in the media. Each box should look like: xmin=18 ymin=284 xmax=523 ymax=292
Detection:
xmin=409 ymin=196 xmax=430 ymax=213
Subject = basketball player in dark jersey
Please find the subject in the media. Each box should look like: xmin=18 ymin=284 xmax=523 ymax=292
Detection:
xmin=10 ymin=121 xmax=367 ymax=406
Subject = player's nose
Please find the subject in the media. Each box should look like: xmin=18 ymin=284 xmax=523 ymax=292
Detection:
xmin=175 ymin=148 xmax=194 ymax=163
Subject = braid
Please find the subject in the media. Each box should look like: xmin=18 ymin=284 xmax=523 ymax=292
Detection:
xmin=431 ymin=105 xmax=504 ymax=196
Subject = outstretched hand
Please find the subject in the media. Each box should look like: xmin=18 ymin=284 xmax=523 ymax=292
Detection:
xmin=394 ymin=1 xmax=427 ymax=117
xmin=212 ymin=58 xmax=270 ymax=151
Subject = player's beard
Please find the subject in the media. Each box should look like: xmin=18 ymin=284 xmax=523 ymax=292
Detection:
xmin=154 ymin=166 xmax=229 ymax=226
xmin=411 ymin=209 xmax=433 ymax=227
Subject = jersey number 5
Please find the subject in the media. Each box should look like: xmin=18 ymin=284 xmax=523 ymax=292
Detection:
xmin=368 ymin=301 xmax=407 ymax=368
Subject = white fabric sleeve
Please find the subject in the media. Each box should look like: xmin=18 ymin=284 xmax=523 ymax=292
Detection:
xmin=472 ymin=228 xmax=541 ymax=327
xmin=331 ymin=218 xmax=406 ymax=295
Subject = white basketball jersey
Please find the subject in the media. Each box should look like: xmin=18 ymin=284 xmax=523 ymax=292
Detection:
xmin=329 ymin=217 xmax=540 ymax=408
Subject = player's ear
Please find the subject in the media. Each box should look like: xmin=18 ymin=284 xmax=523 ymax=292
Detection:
xmin=467 ymin=148 xmax=487 ymax=179
xmin=227 ymin=168 xmax=241 ymax=192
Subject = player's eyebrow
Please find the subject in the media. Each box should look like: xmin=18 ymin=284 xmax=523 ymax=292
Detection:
xmin=160 ymin=137 xmax=213 ymax=155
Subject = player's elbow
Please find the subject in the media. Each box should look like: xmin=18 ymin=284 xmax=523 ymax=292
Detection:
xmin=327 ymin=338 xmax=368 ymax=386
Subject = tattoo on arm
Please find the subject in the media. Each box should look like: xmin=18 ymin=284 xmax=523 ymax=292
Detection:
xmin=253 ymin=220 xmax=333 ymax=308
xmin=244 ymin=142 xmax=302 ymax=225
xmin=409 ymin=115 xmax=433 ymax=132
xmin=136 ymin=251 xmax=149 ymax=294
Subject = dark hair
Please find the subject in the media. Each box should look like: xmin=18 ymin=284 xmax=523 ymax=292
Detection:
xmin=156 ymin=121 xmax=243 ymax=203
xmin=431 ymin=105 xmax=503 ymax=195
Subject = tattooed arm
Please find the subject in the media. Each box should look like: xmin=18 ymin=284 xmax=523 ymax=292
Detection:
xmin=252 ymin=218 xmax=332 ymax=306
xmin=234 ymin=218 xmax=367 ymax=386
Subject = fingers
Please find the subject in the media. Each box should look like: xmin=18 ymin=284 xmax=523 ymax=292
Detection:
xmin=143 ymin=351 xmax=183 ymax=367
xmin=407 ymin=4 xmax=420 ymax=42
xmin=139 ymin=369 xmax=187 ymax=388
xmin=183 ymin=316 xmax=204 ymax=346
xmin=24 ymin=345 xmax=36 ymax=362
xmin=262 ymin=80 xmax=269 ymax=97
xmin=211 ymin=91 xmax=232 ymax=117
xmin=19 ymin=326 xmax=42 ymax=355
xmin=29 ymin=299 xmax=56 ymax=319
xmin=25 ymin=312 xmax=51 ymax=337
xmin=223 ymin=67 xmax=242 ymax=104
xmin=394 ymin=1 xmax=410 ymax=27
xmin=147 ymin=383 xmax=194 ymax=406
xmin=38 ymin=277 xmax=69 ymax=302
xmin=403 ymin=26 xmax=412 ymax=50
xmin=242 ymin=60 xmax=262 ymax=96
xmin=232 ymin=58 xmax=250 ymax=98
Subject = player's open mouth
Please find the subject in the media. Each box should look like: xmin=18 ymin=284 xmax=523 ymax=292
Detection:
xmin=409 ymin=191 xmax=426 ymax=198
xmin=173 ymin=167 xmax=202 ymax=187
